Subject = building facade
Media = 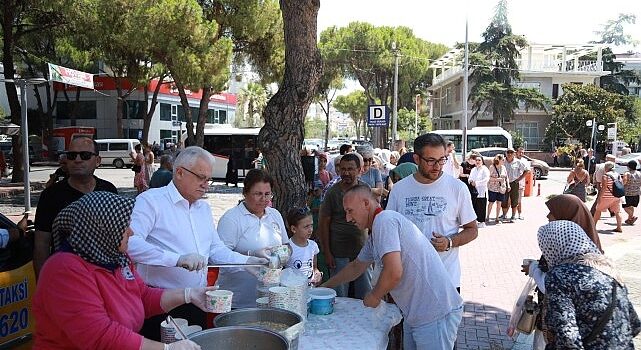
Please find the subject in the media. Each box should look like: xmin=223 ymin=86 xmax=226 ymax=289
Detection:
xmin=42 ymin=77 xmax=236 ymax=144
xmin=427 ymin=44 xmax=609 ymax=150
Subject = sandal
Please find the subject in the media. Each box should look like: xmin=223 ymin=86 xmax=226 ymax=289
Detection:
xmin=613 ymin=228 xmax=623 ymax=233
xmin=632 ymin=217 xmax=638 ymax=225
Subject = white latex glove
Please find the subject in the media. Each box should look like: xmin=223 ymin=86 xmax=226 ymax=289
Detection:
xmin=176 ymin=253 xmax=206 ymax=271
xmin=247 ymin=247 xmax=272 ymax=259
xmin=187 ymin=286 xmax=218 ymax=312
xmin=246 ymin=256 xmax=269 ymax=265
xmin=166 ymin=339 xmax=201 ymax=350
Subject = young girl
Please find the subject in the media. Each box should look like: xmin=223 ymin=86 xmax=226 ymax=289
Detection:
xmin=285 ymin=207 xmax=322 ymax=285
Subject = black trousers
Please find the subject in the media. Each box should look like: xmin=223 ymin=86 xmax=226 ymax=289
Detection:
xmin=473 ymin=196 xmax=487 ymax=222
xmin=140 ymin=303 xmax=206 ymax=341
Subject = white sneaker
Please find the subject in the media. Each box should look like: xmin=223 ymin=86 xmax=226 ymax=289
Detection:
xmin=477 ymin=222 xmax=486 ymax=228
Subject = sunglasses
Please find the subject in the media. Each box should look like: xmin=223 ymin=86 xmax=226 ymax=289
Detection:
xmin=296 ymin=207 xmax=311 ymax=215
xmin=65 ymin=151 xmax=98 ymax=160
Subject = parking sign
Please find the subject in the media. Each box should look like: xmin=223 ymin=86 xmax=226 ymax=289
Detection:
xmin=368 ymin=105 xmax=388 ymax=127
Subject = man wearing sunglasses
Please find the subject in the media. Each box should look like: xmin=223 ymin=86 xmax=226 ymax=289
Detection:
xmin=34 ymin=137 xmax=117 ymax=278
xmin=386 ymin=133 xmax=478 ymax=295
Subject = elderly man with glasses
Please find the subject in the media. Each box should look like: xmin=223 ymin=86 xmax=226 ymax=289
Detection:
xmin=33 ymin=137 xmax=117 ymax=278
xmin=386 ymin=133 xmax=478 ymax=296
xmin=127 ymin=146 xmax=268 ymax=340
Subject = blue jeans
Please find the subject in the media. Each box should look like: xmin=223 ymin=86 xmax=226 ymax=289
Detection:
xmin=403 ymin=305 xmax=463 ymax=350
xmin=330 ymin=257 xmax=372 ymax=299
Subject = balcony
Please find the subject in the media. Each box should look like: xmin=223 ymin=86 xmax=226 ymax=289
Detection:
xmin=518 ymin=59 xmax=602 ymax=73
xmin=433 ymin=66 xmax=462 ymax=85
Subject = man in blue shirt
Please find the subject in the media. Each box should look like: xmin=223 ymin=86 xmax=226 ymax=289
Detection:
xmin=149 ymin=154 xmax=174 ymax=188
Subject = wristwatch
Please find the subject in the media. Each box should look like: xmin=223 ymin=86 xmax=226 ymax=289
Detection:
xmin=445 ymin=236 xmax=453 ymax=251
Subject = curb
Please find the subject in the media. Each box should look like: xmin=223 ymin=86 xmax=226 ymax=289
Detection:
xmin=0 ymin=183 xmax=46 ymax=199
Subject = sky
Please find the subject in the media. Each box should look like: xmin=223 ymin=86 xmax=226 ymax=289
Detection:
xmin=317 ymin=0 xmax=641 ymax=51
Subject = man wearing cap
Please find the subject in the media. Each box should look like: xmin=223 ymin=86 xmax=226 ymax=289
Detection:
xmin=500 ymin=148 xmax=528 ymax=222
xmin=33 ymin=137 xmax=117 ymax=278
xmin=515 ymin=147 xmax=531 ymax=220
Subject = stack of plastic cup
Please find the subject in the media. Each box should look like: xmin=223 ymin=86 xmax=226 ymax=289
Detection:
xmin=268 ymin=286 xmax=290 ymax=309
xmin=160 ymin=318 xmax=188 ymax=343
xmin=258 ymin=267 xmax=282 ymax=285
xmin=256 ymin=296 xmax=269 ymax=308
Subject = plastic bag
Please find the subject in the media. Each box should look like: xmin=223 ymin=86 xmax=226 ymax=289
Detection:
xmin=507 ymin=277 xmax=537 ymax=338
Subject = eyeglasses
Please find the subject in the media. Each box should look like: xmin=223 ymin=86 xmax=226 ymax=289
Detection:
xmin=180 ymin=167 xmax=210 ymax=183
xmin=416 ymin=154 xmax=447 ymax=167
xmin=65 ymin=151 xmax=98 ymax=161
xmin=251 ymin=191 xmax=274 ymax=199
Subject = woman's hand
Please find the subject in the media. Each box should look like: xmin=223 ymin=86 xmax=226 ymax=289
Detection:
xmin=188 ymin=286 xmax=218 ymax=312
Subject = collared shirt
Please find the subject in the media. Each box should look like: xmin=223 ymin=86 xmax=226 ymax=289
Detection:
xmin=216 ymin=202 xmax=288 ymax=308
xmin=128 ymin=181 xmax=247 ymax=289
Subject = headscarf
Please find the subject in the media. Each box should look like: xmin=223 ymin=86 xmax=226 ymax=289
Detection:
xmin=537 ymin=220 xmax=622 ymax=283
xmin=53 ymin=191 xmax=135 ymax=270
xmin=390 ymin=162 xmax=418 ymax=180
xmin=545 ymin=194 xmax=601 ymax=250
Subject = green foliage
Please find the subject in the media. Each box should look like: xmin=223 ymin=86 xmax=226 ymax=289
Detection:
xmin=333 ymin=91 xmax=369 ymax=140
xmin=617 ymin=97 xmax=641 ymax=145
xmin=593 ymin=13 xmax=638 ymax=46
xmin=235 ymin=82 xmax=268 ymax=127
xmin=468 ymin=0 xmax=550 ymax=124
xmin=509 ymin=130 xmax=524 ymax=148
xmin=544 ymin=83 xmax=637 ymax=146
xmin=304 ymin=117 xmax=328 ymax=139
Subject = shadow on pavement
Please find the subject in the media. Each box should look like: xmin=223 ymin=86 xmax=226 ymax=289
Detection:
xmin=457 ymin=301 xmax=517 ymax=350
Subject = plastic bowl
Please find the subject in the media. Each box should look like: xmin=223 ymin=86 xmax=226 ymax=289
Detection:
xmin=308 ymin=287 xmax=336 ymax=315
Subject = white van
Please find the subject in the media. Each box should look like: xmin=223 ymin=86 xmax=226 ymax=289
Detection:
xmin=95 ymin=139 xmax=140 ymax=168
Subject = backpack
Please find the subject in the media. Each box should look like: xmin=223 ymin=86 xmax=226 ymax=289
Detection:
xmin=607 ymin=173 xmax=625 ymax=198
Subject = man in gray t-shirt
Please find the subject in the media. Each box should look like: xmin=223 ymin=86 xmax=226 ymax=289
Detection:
xmin=323 ymin=185 xmax=463 ymax=349
xmin=319 ymin=153 xmax=372 ymax=299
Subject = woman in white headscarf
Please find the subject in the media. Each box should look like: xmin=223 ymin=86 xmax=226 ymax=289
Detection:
xmin=537 ymin=220 xmax=640 ymax=349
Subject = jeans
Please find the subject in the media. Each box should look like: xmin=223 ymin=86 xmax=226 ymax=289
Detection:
xmin=330 ymin=257 xmax=372 ymax=299
xmin=403 ymin=305 xmax=463 ymax=350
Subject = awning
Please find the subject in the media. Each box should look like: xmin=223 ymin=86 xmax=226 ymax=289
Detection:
xmin=0 ymin=122 xmax=20 ymax=136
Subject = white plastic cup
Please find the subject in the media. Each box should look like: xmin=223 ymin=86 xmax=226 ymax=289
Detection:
xmin=206 ymin=290 xmax=233 ymax=313
xmin=160 ymin=318 xmax=188 ymax=343
xmin=256 ymin=296 xmax=269 ymax=308
xmin=258 ymin=267 xmax=282 ymax=285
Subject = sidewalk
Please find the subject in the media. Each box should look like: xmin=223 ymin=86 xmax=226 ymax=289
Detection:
xmin=455 ymin=178 xmax=641 ymax=349
xmin=0 ymin=180 xmax=46 ymax=199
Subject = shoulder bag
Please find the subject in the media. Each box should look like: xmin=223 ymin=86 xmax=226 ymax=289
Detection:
xmin=494 ymin=165 xmax=507 ymax=194
xmin=607 ymin=173 xmax=625 ymax=198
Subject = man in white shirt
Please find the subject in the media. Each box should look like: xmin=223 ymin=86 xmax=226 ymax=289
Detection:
xmin=324 ymin=185 xmax=463 ymax=349
xmin=442 ymin=141 xmax=460 ymax=178
xmin=387 ymin=133 xmax=478 ymax=292
xmin=128 ymin=146 xmax=268 ymax=340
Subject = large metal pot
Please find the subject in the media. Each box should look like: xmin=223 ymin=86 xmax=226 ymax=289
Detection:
xmin=187 ymin=326 xmax=288 ymax=350
xmin=214 ymin=308 xmax=303 ymax=350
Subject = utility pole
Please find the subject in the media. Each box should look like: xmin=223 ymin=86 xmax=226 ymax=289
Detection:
xmin=415 ymin=94 xmax=420 ymax=137
xmin=462 ymin=19 xmax=470 ymax=157
xmin=391 ymin=42 xmax=399 ymax=150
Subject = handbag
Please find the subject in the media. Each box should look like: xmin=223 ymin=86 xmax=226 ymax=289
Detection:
xmin=132 ymin=164 xmax=142 ymax=173
xmin=563 ymin=183 xmax=577 ymax=195
xmin=494 ymin=165 xmax=507 ymax=194
xmin=508 ymin=277 xmax=539 ymax=337
xmin=607 ymin=174 xmax=625 ymax=198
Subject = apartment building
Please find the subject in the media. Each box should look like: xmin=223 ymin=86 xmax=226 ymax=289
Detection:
xmin=427 ymin=44 xmax=609 ymax=150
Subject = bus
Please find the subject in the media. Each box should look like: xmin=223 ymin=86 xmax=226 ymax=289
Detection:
xmin=432 ymin=127 xmax=513 ymax=154
xmin=194 ymin=127 xmax=261 ymax=179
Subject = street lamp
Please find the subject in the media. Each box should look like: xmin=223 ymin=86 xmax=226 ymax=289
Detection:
xmin=391 ymin=41 xmax=399 ymax=150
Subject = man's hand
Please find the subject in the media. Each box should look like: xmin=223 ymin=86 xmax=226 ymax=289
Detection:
xmin=189 ymin=286 xmax=218 ymax=312
xmin=176 ymin=253 xmax=206 ymax=271
xmin=430 ymin=232 xmax=449 ymax=252
xmin=246 ymin=256 xmax=269 ymax=265
xmin=247 ymin=247 xmax=272 ymax=259
xmin=324 ymin=251 xmax=336 ymax=269
xmin=363 ymin=292 xmax=381 ymax=308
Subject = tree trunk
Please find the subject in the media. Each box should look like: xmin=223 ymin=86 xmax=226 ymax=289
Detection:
xmin=142 ymin=75 xmax=166 ymax=144
xmin=175 ymin=82 xmax=195 ymax=146
xmin=2 ymin=1 xmax=24 ymax=183
xmin=115 ymin=83 xmax=125 ymax=138
xmin=196 ymin=86 xmax=213 ymax=147
xmin=259 ymin=0 xmax=322 ymax=214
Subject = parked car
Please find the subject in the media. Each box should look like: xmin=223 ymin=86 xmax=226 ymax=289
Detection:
xmin=95 ymin=139 xmax=141 ymax=168
xmin=614 ymin=152 xmax=641 ymax=174
xmin=303 ymin=139 xmax=323 ymax=152
xmin=472 ymin=147 xmax=550 ymax=179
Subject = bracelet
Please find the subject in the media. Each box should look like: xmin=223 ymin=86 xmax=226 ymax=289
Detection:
xmin=184 ymin=288 xmax=191 ymax=304
xmin=445 ymin=236 xmax=453 ymax=251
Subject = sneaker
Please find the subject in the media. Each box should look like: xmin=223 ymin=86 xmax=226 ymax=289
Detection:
xmin=508 ymin=216 xmax=516 ymax=223
xmin=477 ymin=222 xmax=486 ymax=228
xmin=498 ymin=215 xmax=506 ymax=221
xmin=518 ymin=215 xmax=525 ymax=220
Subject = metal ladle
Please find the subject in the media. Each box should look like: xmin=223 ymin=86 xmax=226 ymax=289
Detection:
xmin=167 ymin=315 xmax=188 ymax=340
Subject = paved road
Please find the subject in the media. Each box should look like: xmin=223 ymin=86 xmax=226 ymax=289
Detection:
xmin=2 ymin=167 xmax=640 ymax=349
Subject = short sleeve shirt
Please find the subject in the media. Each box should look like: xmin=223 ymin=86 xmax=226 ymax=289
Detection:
xmin=320 ymin=180 xmax=369 ymax=258
xmin=505 ymin=159 xmax=526 ymax=182
xmin=286 ymin=239 xmax=319 ymax=281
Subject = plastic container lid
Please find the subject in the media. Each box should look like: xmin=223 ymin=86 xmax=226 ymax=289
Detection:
xmin=308 ymin=287 xmax=336 ymax=300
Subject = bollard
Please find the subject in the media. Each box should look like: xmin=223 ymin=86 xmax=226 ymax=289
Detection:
xmin=537 ymin=183 xmax=541 ymax=196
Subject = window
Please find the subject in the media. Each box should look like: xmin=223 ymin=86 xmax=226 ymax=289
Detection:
xmin=123 ymin=101 xmax=146 ymax=120
xmin=515 ymin=122 xmax=539 ymax=149
xmin=552 ymin=84 xmax=559 ymax=99
xmin=160 ymin=103 xmax=172 ymax=121
xmin=455 ymin=83 xmax=461 ymax=102
xmin=218 ymin=110 xmax=227 ymax=124
xmin=97 ymin=143 xmax=108 ymax=152
xmin=445 ymin=87 xmax=452 ymax=105
xmin=55 ymin=101 xmax=97 ymax=119
xmin=160 ymin=130 xmax=173 ymax=139
xmin=109 ymin=143 xmax=129 ymax=151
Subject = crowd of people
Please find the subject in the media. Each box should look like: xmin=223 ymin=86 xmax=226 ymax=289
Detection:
xmin=20 ymin=134 xmax=641 ymax=349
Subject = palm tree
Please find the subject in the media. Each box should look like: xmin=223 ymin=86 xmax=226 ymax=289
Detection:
xmin=236 ymin=82 xmax=268 ymax=127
